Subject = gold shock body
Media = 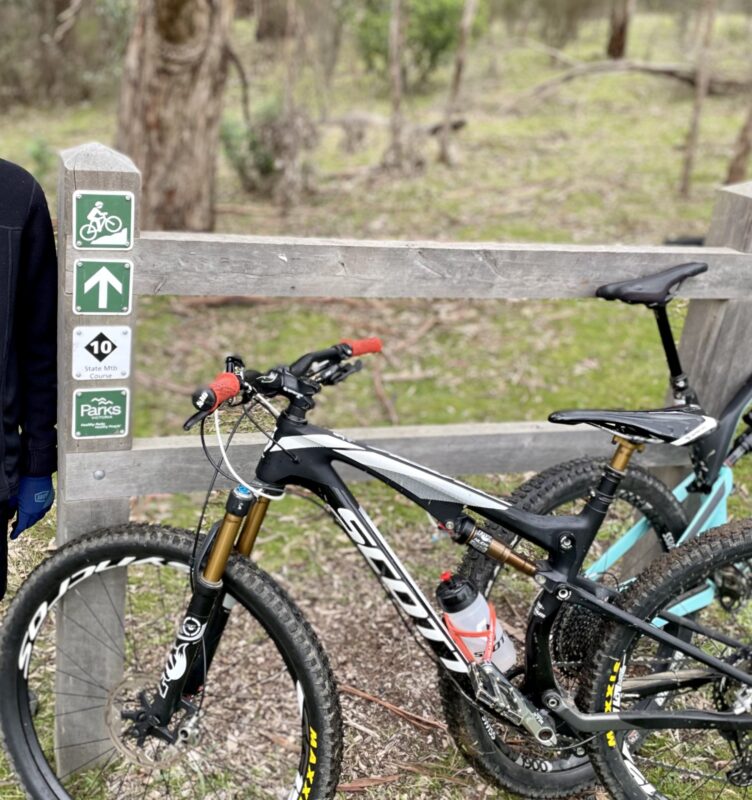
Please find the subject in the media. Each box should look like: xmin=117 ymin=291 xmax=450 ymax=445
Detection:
xmin=236 ymin=497 xmax=270 ymax=557
xmin=202 ymin=497 xmax=271 ymax=583
xmin=610 ymin=436 xmax=643 ymax=472
xmin=484 ymin=537 xmax=538 ymax=576
xmin=202 ymin=513 xmax=246 ymax=584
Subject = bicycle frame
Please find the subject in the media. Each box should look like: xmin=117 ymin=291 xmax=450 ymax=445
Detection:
xmin=242 ymin=414 xmax=752 ymax=736
xmin=583 ymin=377 xmax=752 ymax=608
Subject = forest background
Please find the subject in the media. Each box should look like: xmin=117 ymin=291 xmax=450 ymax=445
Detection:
xmin=2 ymin=1 xmax=752 ymax=796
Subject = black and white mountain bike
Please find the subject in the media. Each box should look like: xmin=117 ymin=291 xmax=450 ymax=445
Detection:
xmin=2 ymin=337 xmax=752 ymax=800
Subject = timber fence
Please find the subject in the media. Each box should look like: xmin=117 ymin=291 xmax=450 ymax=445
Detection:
xmin=52 ymin=142 xmax=752 ymax=769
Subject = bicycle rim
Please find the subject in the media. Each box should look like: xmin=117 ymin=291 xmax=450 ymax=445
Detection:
xmin=587 ymin=521 xmax=752 ymax=800
xmin=0 ymin=528 xmax=333 ymax=800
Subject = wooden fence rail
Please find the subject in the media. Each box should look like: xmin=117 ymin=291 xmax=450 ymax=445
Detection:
xmin=52 ymin=142 xmax=752 ymax=772
xmin=76 ymin=232 xmax=751 ymax=299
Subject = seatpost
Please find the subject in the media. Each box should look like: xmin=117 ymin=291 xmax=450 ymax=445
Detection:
xmin=585 ymin=437 xmax=643 ymax=520
xmin=610 ymin=436 xmax=642 ymax=473
xmin=653 ymin=307 xmax=695 ymax=404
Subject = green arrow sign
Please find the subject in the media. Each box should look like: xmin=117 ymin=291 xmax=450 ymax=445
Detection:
xmin=73 ymin=190 xmax=134 ymax=250
xmin=74 ymin=260 xmax=132 ymax=315
xmin=72 ymin=388 xmax=129 ymax=439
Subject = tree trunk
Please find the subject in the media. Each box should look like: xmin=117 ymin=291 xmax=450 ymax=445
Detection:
xmin=679 ymin=0 xmax=716 ymax=198
xmin=276 ymin=0 xmax=303 ymax=210
xmin=116 ymin=0 xmax=235 ymax=231
xmin=38 ymin=0 xmax=81 ymax=102
xmin=255 ymin=0 xmax=287 ymax=40
xmin=726 ymin=96 xmax=752 ymax=184
xmin=438 ymin=0 xmax=479 ymax=165
xmin=384 ymin=0 xmax=405 ymax=169
xmin=235 ymin=0 xmax=253 ymax=17
xmin=606 ymin=0 xmax=636 ymax=59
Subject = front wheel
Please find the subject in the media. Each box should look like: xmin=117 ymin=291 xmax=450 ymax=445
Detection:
xmin=585 ymin=520 xmax=752 ymax=800
xmin=0 ymin=524 xmax=343 ymax=800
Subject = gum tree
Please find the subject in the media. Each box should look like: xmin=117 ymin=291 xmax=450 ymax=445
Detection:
xmin=116 ymin=0 xmax=235 ymax=230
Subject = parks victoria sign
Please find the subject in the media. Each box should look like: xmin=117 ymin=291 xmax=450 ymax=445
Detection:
xmin=72 ymin=191 xmax=134 ymax=250
xmin=72 ymin=389 xmax=129 ymax=439
xmin=73 ymin=259 xmax=133 ymax=315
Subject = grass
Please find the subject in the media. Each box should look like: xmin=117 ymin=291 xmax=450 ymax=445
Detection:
xmin=2 ymin=9 xmax=752 ymax=800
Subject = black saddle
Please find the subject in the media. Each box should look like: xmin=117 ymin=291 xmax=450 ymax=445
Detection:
xmin=596 ymin=262 xmax=707 ymax=307
xmin=549 ymin=405 xmax=717 ymax=446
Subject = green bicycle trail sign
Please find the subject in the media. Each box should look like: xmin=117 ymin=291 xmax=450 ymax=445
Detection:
xmin=73 ymin=259 xmax=133 ymax=315
xmin=72 ymin=388 xmax=129 ymax=439
xmin=73 ymin=190 xmax=134 ymax=250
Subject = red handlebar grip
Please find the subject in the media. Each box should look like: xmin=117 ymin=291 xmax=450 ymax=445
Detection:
xmin=209 ymin=372 xmax=241 ymax=409
xmin=342 ymin=337 xmax=383 ymax=356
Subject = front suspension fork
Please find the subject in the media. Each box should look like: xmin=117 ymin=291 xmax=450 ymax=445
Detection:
xmin=146 ymin=488 xmax=269 ymax=727
xmin=181 ymin=495 xmax=270 ymax=696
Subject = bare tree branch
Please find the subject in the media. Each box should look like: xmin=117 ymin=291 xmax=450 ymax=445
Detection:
xmin=502 ymin=58 xmax=749 ymax=114
xmin=383 ymin=0 xmax=405 ymax=169
xmin=53 ymin=0 xmax=85 ymax=44
xmin=726 ymin=94 xmax=752 ymax=184
xmin=438 ymin=0 xmax=479 ymax=165
xmin=340 ymin=684 xmax=447 ymax=732
xmin=226 ymin=44 xmax=252 ymax=131
xmin=679 ymin=0 xmax=717 ymax=197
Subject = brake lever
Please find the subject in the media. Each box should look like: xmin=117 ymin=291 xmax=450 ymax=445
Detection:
xmin=319 ymin=360 xmax=363 ymax=386
xmin=183 ymin=408 xmax=212 ymax=431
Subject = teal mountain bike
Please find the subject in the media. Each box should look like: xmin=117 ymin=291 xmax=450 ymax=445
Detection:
xmin=447 ymin=262 xmax=752 ymax=797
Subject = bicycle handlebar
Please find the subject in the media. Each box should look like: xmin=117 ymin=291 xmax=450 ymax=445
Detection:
xmin=184 ymin=339 xmax=382 ymax=430
xmin=341 ymin=337 xmax=382 ymax=356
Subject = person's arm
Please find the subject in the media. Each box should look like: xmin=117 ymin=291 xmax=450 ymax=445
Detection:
xmin=16 ymin=179 xmax=58 ymax=479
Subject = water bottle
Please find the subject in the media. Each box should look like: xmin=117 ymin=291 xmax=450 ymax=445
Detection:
xmin=436 ymin=571 xmax=516 ymax=672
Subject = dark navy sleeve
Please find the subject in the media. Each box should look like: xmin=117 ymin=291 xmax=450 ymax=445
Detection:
xmin=17 ymin=181 xmax=58 ymax=477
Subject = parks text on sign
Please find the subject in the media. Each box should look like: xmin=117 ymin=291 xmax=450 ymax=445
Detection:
xmin=72 ymin=388 xmax=129 ymax=439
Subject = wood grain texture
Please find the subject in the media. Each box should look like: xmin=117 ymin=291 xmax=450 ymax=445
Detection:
xmin=62 ymin=422 xmax=687 ymax=501
xmin=109 ymin=234 xmax=752 ymax=299
xmin=56 ymin=143 xmax=138 ymax=764
xmin=677 ymin=181 xmax=752 ymax=418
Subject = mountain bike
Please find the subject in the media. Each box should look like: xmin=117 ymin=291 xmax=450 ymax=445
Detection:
xmin=2 ymin=335 xmax=752 ymax=800
xmin=445 ymin=261 xmax=752 ymax=797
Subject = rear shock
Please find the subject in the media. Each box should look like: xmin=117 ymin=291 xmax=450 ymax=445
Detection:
xmin=725 ymin=414 xmax=752 ymax=467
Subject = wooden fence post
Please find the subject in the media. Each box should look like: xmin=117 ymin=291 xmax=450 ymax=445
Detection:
xmin=624 ymin=183 xmax=752 ymax=575
xmin=677 ymin=181 xmax=752 ymax=415
xmin=55 ymin=143 xmax=140 ymax=774
xmin=656 ymin=181 xmax=752 ymax=493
